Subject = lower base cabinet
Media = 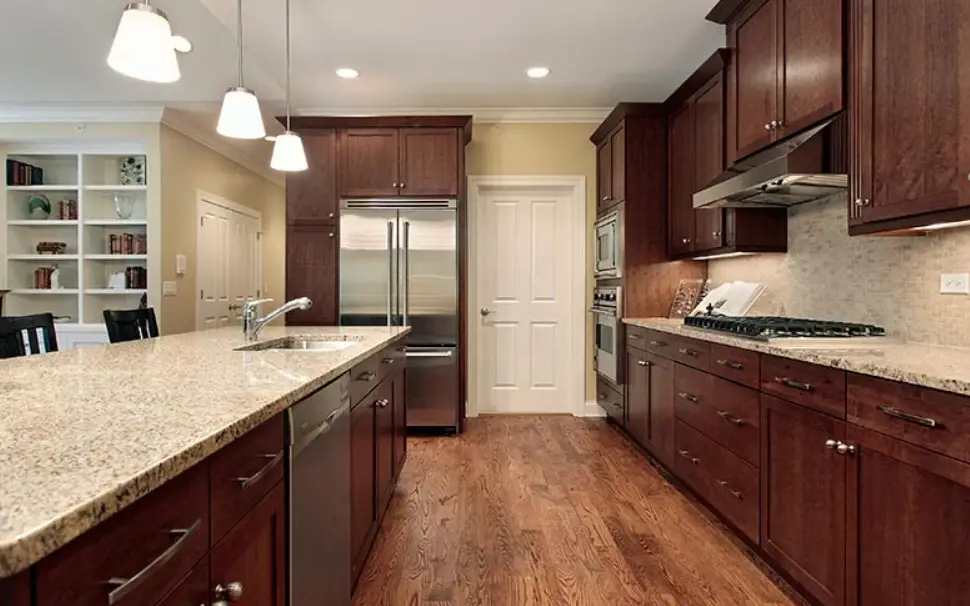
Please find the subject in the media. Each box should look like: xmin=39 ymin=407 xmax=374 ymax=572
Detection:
xmin=351 ymin=393 xmax=377 ymax=579
xmin=624 ymin=347 xmax=675 ymax=468
xmin=157 ymin=559 xmax=209 ymax=606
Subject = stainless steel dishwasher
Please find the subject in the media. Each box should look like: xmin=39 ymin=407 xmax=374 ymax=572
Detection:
xmin=287 ymin=372 xmax=352 ymax=606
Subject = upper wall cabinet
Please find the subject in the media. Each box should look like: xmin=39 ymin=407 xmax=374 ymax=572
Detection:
xmin=596 ymin=124 xmax=626 ymax=213
xmin=286 ymin=129 xmax=338 ymax=225
xmin=848 ymin=0 xmax=970 ymax=234
xmin=722 ymin=0 xmax=844 ymax=163
xmin=339 ymin=127 xmax=460 ymax=198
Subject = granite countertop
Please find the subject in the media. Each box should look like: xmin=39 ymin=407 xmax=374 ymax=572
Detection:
xmin=0 ymin=325 xmax=409 ymax=577
xmin=624 ymin=318 xmax=970 ymax=397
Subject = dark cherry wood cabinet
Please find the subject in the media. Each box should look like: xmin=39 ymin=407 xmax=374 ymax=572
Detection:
xmin=391 ymin=356 xmax=407 ymax=479
xmin=339 ymin=129 xmax=400 ymax=198
xmin=286 ymin=129 xmax=338 ymax=225
xmin=350 ymin=392 xmax=376 ymax=573
xmin=285 ymin=225 xmax=337 ymax=325
xmin=399 ymin=128 xmax=459 ymax=196
xmin=668 ymin=102 xmax=695 ymax=256
xmin=647 ymin=353 xmax=675 ymax=468
xmin=846 ymin=424 xmax=970 ymax=606
xmin=761 ymin=394 xmax=846 ymax=606
xmin=209 ymin=483 xmax=286 ymax=606
xmin=0 ymin=572 xmax=29 ymax=606
xmin=374 ymin=378 xmax=395 ymax=517
xmin=733 ymin=0 xmax=780 ymax=160
xmin=596 ymin=139 xmax=612 ymax=212
xmin=156 ymin=559 xmax=209 ymax=606
xmin=625 ymin=345 xmax=651 ymax=446
xmin=693 ymin=73 xmax=726 ymax=252
xmin=848 ymin=0 xmax=970 ymax=234
xmin=782 ymin=0 xmax=844 ymax=137
xmin=595 ymin=124 xmax=627 ymax=213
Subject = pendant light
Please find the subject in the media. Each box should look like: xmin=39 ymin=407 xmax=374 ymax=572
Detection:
xmin=217 ymin=0 xmax=266 ymax=139
xmin=107 ymin=2 xmax=184 ymax=83
xmin=271 ymin=0 xmax=308 ymax=171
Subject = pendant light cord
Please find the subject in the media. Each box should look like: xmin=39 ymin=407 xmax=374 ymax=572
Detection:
xmin=285 ymin=0 xmax=292 ymax=131
xmin=236 ymin=0 xmax=244 ymax=87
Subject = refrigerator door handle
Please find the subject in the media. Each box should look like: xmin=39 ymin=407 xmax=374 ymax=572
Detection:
xmin=402 ymin=220 xmax=410 ymax=327
xmin=386 ymin=221 xmax=394 ymax=327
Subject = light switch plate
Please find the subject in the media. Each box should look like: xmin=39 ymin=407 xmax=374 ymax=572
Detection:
xmin=163 ymin=281 xmax=177 ymax=296
xmin=940 ymin=273 xmax=970 ymax=294
xmin=175 ymin=254 xmax=187 ymax=276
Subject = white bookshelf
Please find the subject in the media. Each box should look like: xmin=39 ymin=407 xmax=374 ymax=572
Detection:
xmin=3 ymin=150 xmax=151 ymax=326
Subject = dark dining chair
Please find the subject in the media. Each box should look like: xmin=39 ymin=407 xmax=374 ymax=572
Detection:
xmin=0 ymin=313 xmax=59 ymax=359
xmin=103 ymin=307 xmax=159 ymax=343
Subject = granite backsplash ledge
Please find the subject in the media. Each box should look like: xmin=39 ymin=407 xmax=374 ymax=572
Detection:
xmin=708 ymin=194 xmax=970 ymax=347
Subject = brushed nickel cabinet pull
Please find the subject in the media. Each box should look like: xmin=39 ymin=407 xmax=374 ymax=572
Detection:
xmin=381 ymin=357 xmax=396 ymax=365
xmin=716 ymin=410 xmax=744 ymax=426
xmin=106 ymin=519 xmax=202 ymax=605
xmin=649 ymin=340 xmax=667 ymax=347
xmin=836 ymin=442 xmax=856 ymax=455
xmin=877 ymin=405 xmax=939 ymax=428
xmin=678 ymin=449 xmax=699 ymax=465
xmin=356 ymin=371 xmax=377 ymax=382
xmin=629 ymin=333 xmax=642 ymax=340
xmin=678 ymin=392 xmax=699 ymax=403
xmin=636 ymin=360 xmax=649 ymax=367
xmin=717 ymin=479 xmax=743 ymax=499
xmin=774 ymin=376 xmax=813 ymax=392
xmin=715 ymin=359 xmax=743 ymax=370
xmin=678 ymin=348 xmax=700 ymax=357
xmin=235 ymin=452 xmax=283 ymax=490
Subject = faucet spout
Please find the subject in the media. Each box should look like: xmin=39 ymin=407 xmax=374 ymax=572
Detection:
xmin=242 ymin=297 xmax=313 ymax=342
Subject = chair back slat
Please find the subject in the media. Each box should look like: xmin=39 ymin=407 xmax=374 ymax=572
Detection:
xmin=103 ymin=308 xmax=159 ymax=344
xmin=0 ymin=313 xmax=58 ymax=359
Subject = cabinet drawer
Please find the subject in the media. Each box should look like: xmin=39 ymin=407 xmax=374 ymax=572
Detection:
xmin=674 ymin=420 xmax=760 ymax=544
xmin=376 ymin=343 xmax=405 ymax=385
xmin=210 ymin=414 xmax=285 ymax=545
xmin=645 ymin=330 xmax=710 ymax=371
xmin=350 ymin=354 xmax=382 ymax=406
xmin=709 ymin=343 xmax=760 ymax=389
xmin=674 ymin=365 xmax=760 ymax=467
xmin=156 ymin=557 xmax=209 ymax=606
xmin=597 ymin=377 xmax=625 ymax=424
xmin=626 ymin=325 xmax=648 ymax=351
xmin=36 ymin=463 xmax=209 ymax=606
xmin=761 ymin=355 xmax=846 ymax=418
xmin=848 ymin=374 xmax=970 ymax=463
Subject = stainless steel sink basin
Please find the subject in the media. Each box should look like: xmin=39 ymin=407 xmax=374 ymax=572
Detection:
xmin=241 ymin=338 xmax=359 ymax=352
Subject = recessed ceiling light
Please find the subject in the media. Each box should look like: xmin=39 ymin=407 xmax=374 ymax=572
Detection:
xmin=527 ymin=66 xmax=550 ymax=78
xmin=336 ymin=68 xmax=359 ymax=79
xmin=171 ymin=35 xmax=193 ymax=53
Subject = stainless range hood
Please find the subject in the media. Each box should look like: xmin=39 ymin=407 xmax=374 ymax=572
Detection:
xmin=693 ymin=115 xmax=848 ymax=210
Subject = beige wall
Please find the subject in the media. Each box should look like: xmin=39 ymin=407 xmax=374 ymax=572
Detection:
xmin=159 ymin=125 xmax=285 ymax=335
xmin=466 ymin=122 xmax=599 ymax=403
xmin=709 ymin=194 xmax=970 ymax=346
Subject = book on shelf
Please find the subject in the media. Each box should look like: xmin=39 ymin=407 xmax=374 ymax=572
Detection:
xmin=5 ymin=159 xmax=45 ymax=186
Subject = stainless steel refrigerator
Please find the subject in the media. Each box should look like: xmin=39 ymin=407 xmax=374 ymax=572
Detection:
xmin=339 ymin=199 xmax=459 ymax=431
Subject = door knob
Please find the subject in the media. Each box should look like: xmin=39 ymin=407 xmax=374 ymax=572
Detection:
xmin=214 ymin=582 xmax=243 ymax=602
xmin=824 ymin=439 xmax=838 ymax=450
xmin=836 ymin=443 xmax=856 ymax=455
xmin=765 ymin=123 xmax=772 ymax=131
xmin=480 ymin=308 xmax=494 ymax=317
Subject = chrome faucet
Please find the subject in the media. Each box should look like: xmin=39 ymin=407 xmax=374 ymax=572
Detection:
xmin=241 ymin=297 xmax=313 ymax=342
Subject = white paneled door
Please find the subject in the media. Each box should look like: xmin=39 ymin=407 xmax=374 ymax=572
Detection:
xmin=475 ymin=183 xmax=581 ymax=414
xmin=197 ymin=194 xmax=262 ymax=330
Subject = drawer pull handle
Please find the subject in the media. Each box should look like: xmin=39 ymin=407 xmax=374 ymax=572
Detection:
xmin=716 ymin=410 xmax=745 ymax=426
xmin=106 ymin=519 xmax=202 ymax=605
xmin=612 ymin=402 xmax=623 ymax=410
xmin=636 ymin=360 xmax=649 ymax=367
xmin=716 ymin=479 xmax=743 ymax=499
xmin=235 ymin=452 xmax=283 ymax=490
xmin=715 ymin=359 xmax=743 ymax=370
xmin=678 ymin=449 xmax=699 ymax=464
xmin=629 ymin=333 xmax=642 ymax=340
xmin=877 ymin=405 xmax=940 ymax=428
xmin=381 ymin=357 xmax=396 ymax=365
xmin=678 ymin=348 xmax=700 ymax=357
xmin=678 ymin=391 xmax=699 ymax=403
xmin=774 ymin=376 xmax=813 ymax=392
xmin=649 ymin=340 xmax=667 ymax=347
xmin=356 ymin=371 xmax=377 ymax=382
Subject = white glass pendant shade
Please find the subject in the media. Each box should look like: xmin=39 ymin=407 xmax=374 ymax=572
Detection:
xmin=271 ymin=131 xmax=308 ymax=172
xmin=217 ymin=87 xmax=267 ymax=139
xmin=107 ymin=3 xmax=180 ymax=83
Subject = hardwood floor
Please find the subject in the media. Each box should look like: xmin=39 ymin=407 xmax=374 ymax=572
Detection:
xmin=354 ymin=416 xmax=798 ymax=606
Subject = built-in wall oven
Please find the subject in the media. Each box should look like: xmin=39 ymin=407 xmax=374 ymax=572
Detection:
xmin=591 ymin=286 xmax=623 ymax=386
xmin=594 ymin=205 xmax=624 ymax=280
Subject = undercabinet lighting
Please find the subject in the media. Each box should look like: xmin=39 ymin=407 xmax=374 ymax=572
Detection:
xmin=916 ymin=219 xmax=970 ymax=232
xmin=108 ymin=2 xmax=184 ymax=83
xmin=691 ymin=252 xmax=757 ymax=261
xmin=527 ymin=66 xmax=551 ymax=78
xmin=336 ymin=68 xmax=359 ymax=79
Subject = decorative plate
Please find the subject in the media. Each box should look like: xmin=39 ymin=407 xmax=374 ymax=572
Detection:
xmin=28 ymin=194 xmax=51 ymax=220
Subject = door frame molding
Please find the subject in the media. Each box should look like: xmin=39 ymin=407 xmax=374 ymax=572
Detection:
xmin=466 ymin=175 xmax=587 ymax=418
xmin=195 ymin=189 xmax=263 ymax=330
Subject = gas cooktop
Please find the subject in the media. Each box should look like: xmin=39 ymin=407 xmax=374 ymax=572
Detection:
xmin=684 ymin=315 xmax=887 ymax=341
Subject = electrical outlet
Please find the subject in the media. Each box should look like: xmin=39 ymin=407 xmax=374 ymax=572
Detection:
xmin=940 ymin=273 xmax=970 ymax=294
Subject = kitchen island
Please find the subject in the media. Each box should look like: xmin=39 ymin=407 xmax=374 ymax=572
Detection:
xmin=0 ymin=325 xmax=409 ymax=605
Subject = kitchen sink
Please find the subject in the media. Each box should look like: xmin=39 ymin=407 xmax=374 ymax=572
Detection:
xmin=241 ymin=338 xmax=359 ymax=352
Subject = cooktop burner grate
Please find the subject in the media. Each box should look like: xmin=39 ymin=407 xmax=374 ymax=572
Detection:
xmin=684 ymin=315 xmax=887 ymax=340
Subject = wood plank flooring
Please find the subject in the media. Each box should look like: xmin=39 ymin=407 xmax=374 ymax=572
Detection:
xmin=353 ymin=416 xmax=798 ymax=606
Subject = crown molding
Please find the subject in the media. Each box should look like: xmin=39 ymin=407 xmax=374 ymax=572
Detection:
xmin=161 ymin=108 xmax=283 ymax=187
xmin=0 ymin=104 xmax=166 ymax=123
xmin=294 ymin=106 xmax=612 ymax=124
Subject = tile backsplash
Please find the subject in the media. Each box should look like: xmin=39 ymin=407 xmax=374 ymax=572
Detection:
xmin=708 ymin=194 xmax=970 ymax=346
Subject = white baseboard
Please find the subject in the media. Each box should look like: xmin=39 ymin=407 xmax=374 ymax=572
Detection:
xmin=580 ymin=401 xmax=607 ymax=418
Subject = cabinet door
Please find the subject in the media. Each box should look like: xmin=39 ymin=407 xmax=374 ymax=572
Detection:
xmin=610 ymin=125 xmax=626 ymax=204
xmin=392 ymin=364 xmax=407 ymax=479
xmin=762 ymin=395 xmax=846 ymax=606
xmin=647 ymin=353 xmax=675 ymax=468
xmin=0 ymin=572 xmax=29 ymax=606
xmin=156 ymin=558 xmax=209 ymax=606
xmin=693 ymin=73 xmax=725 ymax=251
xmin=850 ymin=0 xmax=968 ymax=226
xmin=780 ymin=0 xmax=844 ymax=138
xmin=596 ymin=139 xmax=612 ymax=211
xmin=210 ymin=483 xmax=286 ymax=606
xmin=668 ymin=102 xmax=695 ymax=256
xmin=285 ymin=225 xmax=337 ymax=325
xmin=286 ymin=129 xmax=338 ymax=224
xmin=734 ymin=0 xmax=780 ymax=159
xmin=350 ymin=397 xmax=376 ymax=567
xmin=375 ymin=379 xmax=395 ymax=516
xmin=339 ymin=129 xmax=400 ymax=198
xmin=625 ymin=346 xmax=650 ymax=446
xmin=846 ymin=424 xmax=970 ymax=606
xmin=398 ymin=128 xmax=459 ymax=196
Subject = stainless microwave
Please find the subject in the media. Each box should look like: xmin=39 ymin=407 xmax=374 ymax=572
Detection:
xmin=594 ymin=205 xmax=624 ymax=280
